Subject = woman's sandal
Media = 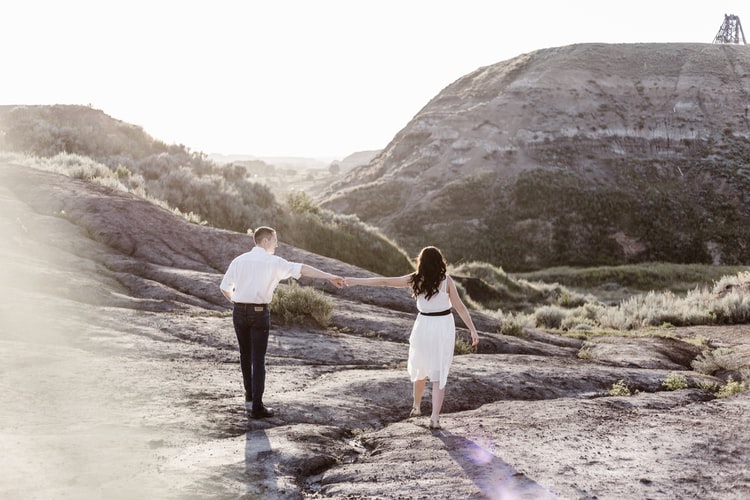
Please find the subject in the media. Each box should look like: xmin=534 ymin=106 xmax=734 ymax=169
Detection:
xmin=429 ymin=418 xmax=441 ymax=430
xmin=409 ymin=407 xmax=421 ymax=417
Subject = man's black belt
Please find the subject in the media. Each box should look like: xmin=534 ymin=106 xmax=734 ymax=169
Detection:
xmin=234 ymin=303 xmax=268 ymax=309
xmin=419 ymin=309 xmax=452 ymax=316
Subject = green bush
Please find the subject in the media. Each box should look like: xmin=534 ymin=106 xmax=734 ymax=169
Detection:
xmin=716 ymin=376 xmax=747 ymax=398
xmin=283 ymin=196 xmax=412 ymax=277
xmin=577 ymin=347 xmax=593 ymax=359
xmin=534 ymin=305 xmax=567 ymax=329
xmin=691 ymin=347 xmax=740 ymax=375
xmin=662 ymin=372 xmax=688 ymax=391
xmin=454 ymin=338 xmax=474 ymax=355
xmin=498 ymin=312 xmax=530 ymax=337
xmin=270 ymin=282 xmax=333 ymax=327
xmin=609 ymin=380 xmax=632 ymax=396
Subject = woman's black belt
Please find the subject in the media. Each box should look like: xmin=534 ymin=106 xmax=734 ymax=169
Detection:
xmin=419 ymin=309 xmax=452 ymax=316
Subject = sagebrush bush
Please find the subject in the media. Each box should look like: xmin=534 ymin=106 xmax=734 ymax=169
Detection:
xmin=534 ymin=305 xmax=567 ymax=329
xmin=555 ymin=289 xmax=591 ymax=308
xmin=518 ymin=263 xmax=749 ymax=295
xmin=454 ymin=338 xmax=474 ymax=355
xmin=283 ymin=200 xmax=412 ymax=276
xmin=496 ymin=311 xmax=532 ymax=337
xmin=270 ymin=282 xmax=333 ymax=327
xmin=662 ymin=371 xmax=688 ymax=391
xmin=577 ymin=346 xmax=593 ymax=359
xmin=716 ymin=376 xmax=747 ymax=398
xmin=609 ymin=380 xmax=631 ymax=396
xmin=499 ymin=319 xmax=526 ymax=337
xmin=691 ymin=347 xmax=740 ymax=375
xmin=709 ymin=282 xmax=750 ymax=323
xmin=561 ymin=315 xmax=597 ymax=331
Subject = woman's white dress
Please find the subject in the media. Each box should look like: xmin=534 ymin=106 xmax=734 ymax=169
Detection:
xmin=407 ymin=277 xmax=455 ymax=389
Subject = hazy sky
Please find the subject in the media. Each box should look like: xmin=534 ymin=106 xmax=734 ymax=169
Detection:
xmin=3 ymin=1 xmax=748 ymax=158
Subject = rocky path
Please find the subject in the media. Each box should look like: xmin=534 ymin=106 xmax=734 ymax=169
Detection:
xmin=2 ymin=163 xmax=749 ymax=499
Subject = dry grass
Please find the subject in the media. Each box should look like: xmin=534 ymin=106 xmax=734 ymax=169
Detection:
xmin=271 ymin=281 xmax=333 ymax=327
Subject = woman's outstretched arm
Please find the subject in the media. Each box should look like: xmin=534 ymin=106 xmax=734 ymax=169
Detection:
xmin=345 ymin=275 xmax=412 ymax=288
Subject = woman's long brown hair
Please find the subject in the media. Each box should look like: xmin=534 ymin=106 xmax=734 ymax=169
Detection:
xmin=409 ymin=246 xmax=447 ymax=300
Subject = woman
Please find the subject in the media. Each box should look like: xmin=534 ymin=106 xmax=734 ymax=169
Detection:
xmin=345 ymin=246 xmax=479 ymax=429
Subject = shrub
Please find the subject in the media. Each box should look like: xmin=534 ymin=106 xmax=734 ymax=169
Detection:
xmin=609 ymin=380 xmax=632 ymax=396
xmin=270 ymin=282 xmax=333 ymax=327
xmin=283 ymin=206 xmax=412 ymax=277
xmin=715 ymin=376 xmax=747 ymax=398
xmin=518 ymin=263 xmax=748 ymax=295
xmin=535 ymin=305 xmax=567 ymax=329
xmin=662 ymin=371 xmax=688 ymax=391
xmin=454 ymin=338 xmax=474 ymax=355
xmin=556 ymin=289 xmax=590 ymax=308
xmin=697 ymin=380 xmax=719 ymax=393
xmin=691 ymin=347 xmax=740 ymax=375
xmin=498 ymin=312 xmax=532 ymax=337
xmin=561 ymin=315 xmax=597 ymax=331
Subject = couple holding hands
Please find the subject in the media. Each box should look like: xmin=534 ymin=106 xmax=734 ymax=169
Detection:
xmin=220 ymin=226 xmax=479 ymax=428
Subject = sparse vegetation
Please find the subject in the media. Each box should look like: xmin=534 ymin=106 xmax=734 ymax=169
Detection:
xmin=577 ymin=346 xmax=593 ymax=360
xmin=662 ymin=372 xmax=688 ymax=391
xmin=284 ymin=192 xmax=411 ymax=276
xmin=609 ymin=380 xmax=632 ymax=396
xmin=516 ymin=263 xmax=749 ymax=297
xmin=270 ymin=281 xmax=333 ymax=327
xmin=467 ymin=268 xmax=750 ymax=343
xmin=715 ymin=376 xmax=747 ymax=398
xmin=0 ymin=105 xmax=410 ymax=276
xmin=454 ymin=338 xmax=474 ymax=355
xmin=335 ymin=134 xmax=750 ymax=271
xmin=498 ymin=312 xmax=531 ymax=337
xmin=691 ymin=347 xmax=741 ymax=375
xmin=534 ymin=305 xmax=566 ymax=329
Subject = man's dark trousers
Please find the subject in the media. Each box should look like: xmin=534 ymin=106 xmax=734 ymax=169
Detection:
xmin=232 ymin=304 xmax=270 ymax=412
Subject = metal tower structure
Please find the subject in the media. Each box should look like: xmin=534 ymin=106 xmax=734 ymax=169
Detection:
xmin=713 ymin=14 xmax=747 ymax=44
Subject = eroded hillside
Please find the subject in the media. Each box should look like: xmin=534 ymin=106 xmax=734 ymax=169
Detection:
xmin=321 ymin=43 xmax=750 ymax=271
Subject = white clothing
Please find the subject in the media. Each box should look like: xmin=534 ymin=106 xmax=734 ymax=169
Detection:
xmin=220 ymin=246 xmax=302 ymax=304
xmin=407 ymin=277 xmax=455 ymax=389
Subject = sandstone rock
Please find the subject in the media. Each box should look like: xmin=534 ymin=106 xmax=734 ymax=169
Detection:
xmin=1 ymin=163 xmax=748 ymax=499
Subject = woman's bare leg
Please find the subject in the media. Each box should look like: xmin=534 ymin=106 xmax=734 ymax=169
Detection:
xmin=412 ymin=378 xmax=426 ymax=413
xmin=430 ymin=381 xmax=445 ymax=424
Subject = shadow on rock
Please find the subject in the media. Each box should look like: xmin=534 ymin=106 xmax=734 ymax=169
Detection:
xmin=437 ymin=431 xmax=557 ymax=500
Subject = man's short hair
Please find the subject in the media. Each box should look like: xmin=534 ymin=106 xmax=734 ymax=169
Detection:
xmin=253 ymin=226 xmax=276 ymax=245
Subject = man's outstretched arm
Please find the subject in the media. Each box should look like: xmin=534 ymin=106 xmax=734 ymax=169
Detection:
xmin=300 ymin=264 xmax=345 ymax=288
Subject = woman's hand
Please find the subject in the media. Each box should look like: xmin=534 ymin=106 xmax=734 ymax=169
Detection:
xmin=470 ymin=330 xmax=479 ymax=347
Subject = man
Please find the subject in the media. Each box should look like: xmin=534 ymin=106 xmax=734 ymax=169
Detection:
xmin=220 ymin=226 xmax=344 ymax=419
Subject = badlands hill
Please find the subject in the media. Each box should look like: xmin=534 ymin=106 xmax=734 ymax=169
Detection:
xmin=321 ymin=43 xmax=750 ymax=271
xmin=2 ymin=161 xmax=749 ymax=499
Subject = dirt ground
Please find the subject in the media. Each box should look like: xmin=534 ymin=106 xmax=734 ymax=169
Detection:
xmin=1 ymin=162 xmax=749 ymax=499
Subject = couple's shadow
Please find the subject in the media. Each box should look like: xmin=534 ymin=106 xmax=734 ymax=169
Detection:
xmin=240 ymin=427 xmax=285 ymax=499
xmin=240 ymin=423 xmax=556 ymax=499
xmin=434 ymin=429 xmax=557 ymax=500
